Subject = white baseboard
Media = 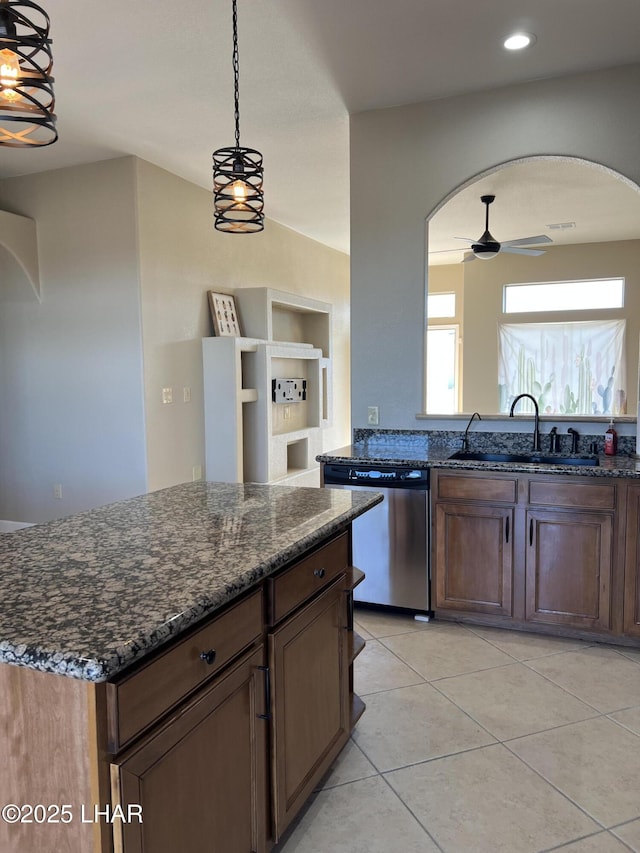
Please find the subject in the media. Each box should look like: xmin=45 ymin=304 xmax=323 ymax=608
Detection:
xmin=0 ymin=520 xmax=34 ymax=532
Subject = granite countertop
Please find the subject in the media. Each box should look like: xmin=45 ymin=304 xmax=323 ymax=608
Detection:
xmin=0 ymin=481 xmax=382 ymax=683
xmin=317 ymin=443 xmax=640 ymax=478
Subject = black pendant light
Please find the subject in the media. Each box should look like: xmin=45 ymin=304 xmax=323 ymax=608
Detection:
xmin=0 ymin=0 xmax=56 ymax=147
xmin=213 ymin=0 xmax=264 ymax=233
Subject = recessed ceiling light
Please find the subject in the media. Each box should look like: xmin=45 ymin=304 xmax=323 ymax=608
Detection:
xmin=504 ymin=32 xmax=536 ymax=51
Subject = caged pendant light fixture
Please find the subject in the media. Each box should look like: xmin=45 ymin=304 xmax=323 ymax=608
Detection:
xmin=0 ymin=0 xmax=56 ymax=147
xmin=213 ymin=0 xmax=264 ymax=233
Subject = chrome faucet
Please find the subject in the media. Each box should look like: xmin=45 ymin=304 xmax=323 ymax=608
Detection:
xmin=462 ymin=411 xmax=482 ymax=451
xmin=509 ymin=393 xmax=540 ymax=452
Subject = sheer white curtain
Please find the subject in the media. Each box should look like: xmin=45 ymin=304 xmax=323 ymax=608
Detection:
xmin=498 ymin=320 xmax=627 ymax=415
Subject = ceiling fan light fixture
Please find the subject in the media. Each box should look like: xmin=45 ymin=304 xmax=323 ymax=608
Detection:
xmin=503 ymin=32 xmax=536 ymax=51
xmin=0 ymin=0 xmax=57 ymax=147
xmin=473 ymin=243 xmax=500 ymax=260
xmin=213 ymin=0 xmax=264 ymax=234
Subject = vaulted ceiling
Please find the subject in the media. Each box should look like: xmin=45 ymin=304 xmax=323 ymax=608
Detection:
xmin=1 ymin=0 xmax=640 ymax=254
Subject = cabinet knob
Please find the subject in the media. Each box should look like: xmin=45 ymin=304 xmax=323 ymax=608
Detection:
xmin=200 ymin=649 xmax=217 ymax=665
xmin=314 ymin=568 xmax=326 ymax=578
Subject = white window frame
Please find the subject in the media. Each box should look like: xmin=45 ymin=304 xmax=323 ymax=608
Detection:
xmin=426 ymin=323 xmax=460 ymax=414
xmin=427 ymin=291 xmax=456 ymax=319
xmin=503 ymin=278 xmax=625 ymax=314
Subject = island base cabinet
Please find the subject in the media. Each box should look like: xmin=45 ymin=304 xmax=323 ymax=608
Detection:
xmin=525 ymin=509 xmax=613 ymax=630
xmin=434 ymin=502 xmax=514 ymax=617
xmin=111 ymin=644 xmax=269 ymax=853
xmin=269 ymin=575 xmax=349 ymax=841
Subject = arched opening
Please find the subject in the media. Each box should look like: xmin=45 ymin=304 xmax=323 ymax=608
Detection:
xmin=424 ymin=156 xmax=640 ymax=418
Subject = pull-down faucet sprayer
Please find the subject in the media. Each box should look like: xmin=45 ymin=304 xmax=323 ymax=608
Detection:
xmin=509 ymin=393 xmax=540 ymax=452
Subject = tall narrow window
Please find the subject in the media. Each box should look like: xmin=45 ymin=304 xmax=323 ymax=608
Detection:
xmin=427 ymin=326 xmax=459 ymax=413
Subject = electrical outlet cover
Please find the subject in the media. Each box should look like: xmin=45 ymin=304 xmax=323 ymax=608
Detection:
xmin=272 ymin=378 xmax=307 ymax=403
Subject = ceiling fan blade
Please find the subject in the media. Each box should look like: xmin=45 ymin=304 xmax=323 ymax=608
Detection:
xmin=501 ymin=246 xmax=546 ymax=256
xmin=501 ymin=235 xmax=553 ymax=247
xmin=454 ymin=236 xmax=476 ymax=243
xmin=461 ymin=253 xmax=477 ymax=263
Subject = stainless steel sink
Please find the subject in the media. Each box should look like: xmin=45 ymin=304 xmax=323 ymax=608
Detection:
xmin=448 ymin=450 xmax=599 ymax=467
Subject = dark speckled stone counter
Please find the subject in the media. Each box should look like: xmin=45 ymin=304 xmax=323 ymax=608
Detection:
xmin=0 ymin=481 xmax=382 ymax=683
xmin=318 ymin=442 xmax=640 ymax=478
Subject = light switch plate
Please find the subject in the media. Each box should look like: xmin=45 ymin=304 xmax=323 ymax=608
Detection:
xmin=367 ymin=406 xmax=379 ymax=425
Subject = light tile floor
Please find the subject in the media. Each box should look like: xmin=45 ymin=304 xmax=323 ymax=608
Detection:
xmin=276 ymin=608 xmax=640 ymax=853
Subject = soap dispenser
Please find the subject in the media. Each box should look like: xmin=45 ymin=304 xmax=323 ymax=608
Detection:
xmin=604 ymin=418 xmax=617 ymax=456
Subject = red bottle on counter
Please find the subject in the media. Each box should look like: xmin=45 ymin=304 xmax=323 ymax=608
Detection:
xmin=604 ymin=419 xmax=617 ymax=456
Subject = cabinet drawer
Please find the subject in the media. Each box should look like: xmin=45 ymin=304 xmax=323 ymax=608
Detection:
xmin=269 ymin=533 xmax=349 ymax=624
xmin=436 ymin=473 xmax=517 ymax=503
xmin=107 ymin=588 xmax=263 ymax=751
xmin=528 ymin=479 xmax=616 ymax=510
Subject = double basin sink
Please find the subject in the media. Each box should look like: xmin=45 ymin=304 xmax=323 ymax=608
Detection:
xmin=449 ymin=450 xmax=599 ymax=467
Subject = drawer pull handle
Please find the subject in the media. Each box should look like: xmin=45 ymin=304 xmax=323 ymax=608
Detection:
xmin=505 ymin=517 xmax=510 ymax=544
xmin=314 ymin=568 xmax=326 ymax=578
xmin=200 ymin=649 xmax=217 ymax=666
xmin=529 ymin=519 xmax=533 ymax=547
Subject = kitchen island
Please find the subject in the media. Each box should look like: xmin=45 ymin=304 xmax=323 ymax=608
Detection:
xmin=0 ymin=481 xmax=382 ymax=853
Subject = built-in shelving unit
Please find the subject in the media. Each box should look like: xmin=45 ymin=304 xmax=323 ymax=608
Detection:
xmin=203 ymin=288 xmax=333 ymax=485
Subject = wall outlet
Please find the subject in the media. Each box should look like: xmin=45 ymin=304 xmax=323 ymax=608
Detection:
xmin=183 ymin=386 xmax=191 ymax=403
xmin=192 ymin=465 xmax=202 ymax=481
xmin=53 ymin=484 xmax=63 ymax=499
xmin=367 ymin=406 xmax=379 ymax=425
xmin=162 ymin=387 xmax=173 ymax=404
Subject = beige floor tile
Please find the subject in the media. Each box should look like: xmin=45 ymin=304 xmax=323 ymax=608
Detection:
xmin=609 ymin=706 xmax=640 ymax=736
xmin=380 ymin=627 xmax=514 ymax=681
xmin=353 ymin=607 xmax=436 ymax=638
xmin=315 ymin=738 xmax=378 ymax=789
xmin=352 ymin=682 xmax=496 ymax=771
xmin=354 ymin=638 xmax=424 ymax=696
xmin=616 ymin=646 xmax=640 ymax=664
xmin=468 ymin=624 xmax=591 ymax=660
xmin=527 ymin=646 xmax=640 ymax=713
xmin=353 ymin=619 xmax=373 ymax=640
xmin=508 ymin=716 xmax=640 ymax=826
xmin=278 ymin=776 xmax=439 ymax=852
xmin=548 ymin=831 xmax=632 ymax=852
xmin=612 ymin=818 xmax=640 ymax=852
xmin=435 ymin=662 xmax=597 ymax=740
xmin=385 ymin=743 xmax=598 ymax=853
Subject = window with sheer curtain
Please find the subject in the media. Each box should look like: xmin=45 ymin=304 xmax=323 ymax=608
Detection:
xmin=498 ymin=319 xmax=627 ymax=415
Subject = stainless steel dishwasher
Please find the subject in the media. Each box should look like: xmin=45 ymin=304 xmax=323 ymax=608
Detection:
xmin=323 ymin=463 xmax=431 ymax=617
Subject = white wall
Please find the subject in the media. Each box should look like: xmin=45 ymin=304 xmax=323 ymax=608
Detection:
xmin=135 ymin=160 xmax=351 ymax=491
xmin=350 ymin=63 xmax=640 ymax=434
xmin=0 ymin=159 xmax=148 ymax=523
xmin=0 ymin=156 xmax=351 ymax=523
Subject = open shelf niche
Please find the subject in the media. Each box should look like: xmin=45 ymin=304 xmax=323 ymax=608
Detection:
xmin=203 ymin=288 xmax=333 ymax=485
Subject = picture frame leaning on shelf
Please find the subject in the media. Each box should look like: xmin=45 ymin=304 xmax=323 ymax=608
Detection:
xmin=208 ymin=291 xmax=242 ymax=336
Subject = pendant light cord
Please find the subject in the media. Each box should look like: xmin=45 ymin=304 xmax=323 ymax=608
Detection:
xmin=232 ymin=0 xmax=240 ymax=151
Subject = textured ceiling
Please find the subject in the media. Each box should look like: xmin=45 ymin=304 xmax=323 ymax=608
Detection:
xmin=1 ymin=0 xmax=640 ymax=254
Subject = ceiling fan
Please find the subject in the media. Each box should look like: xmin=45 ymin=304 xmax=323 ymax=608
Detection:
xmin=457 ymin=194 xmax=552 ymax=262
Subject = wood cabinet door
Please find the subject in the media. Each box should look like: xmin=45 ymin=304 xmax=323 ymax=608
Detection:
xmin=269 ymin=575 xmax=349 ymax=841
xmin=623 ymin=485 xmax=640 ymax=637
xmin=525 ymin=509 xmax=613 ymax=630
xmin=112 ymin=645 xmax=269 ymax=853
xmin=434 ymin=502 xmax=514 ymax=616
